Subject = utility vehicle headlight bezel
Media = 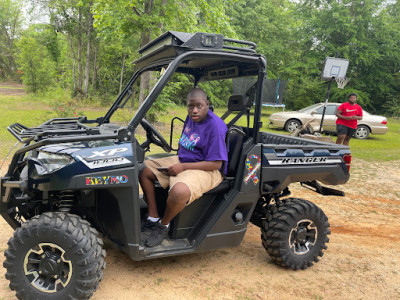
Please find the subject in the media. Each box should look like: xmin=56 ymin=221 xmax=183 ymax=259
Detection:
xmin=36 ymin=151 xmax=74 ymax=174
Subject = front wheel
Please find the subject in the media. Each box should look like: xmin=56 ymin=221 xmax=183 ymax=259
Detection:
xmin=284 ymin=119 xmax=301 ymax=133
xmin=4 ymin=212 xmax=106 ymax=299
xmin=261 ymin=198 xmax=330 ymax=270
xmin=354 ymin=125 xmax=370 ymax=139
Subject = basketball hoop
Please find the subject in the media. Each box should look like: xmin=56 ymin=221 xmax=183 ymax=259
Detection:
xmin=321 ymin=57 xmax=349 ymax=80
xmin=335 ymin=77 xmax=350 ymax=89
xmin=319 ymin=56 xmax=350 ymax=133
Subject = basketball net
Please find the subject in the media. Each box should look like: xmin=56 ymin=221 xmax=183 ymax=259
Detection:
xmin=335 ymin=77 xmax=350 ymax=89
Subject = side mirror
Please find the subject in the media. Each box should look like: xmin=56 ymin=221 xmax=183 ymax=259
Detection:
xmin=310 ymin=110 xmax=316 ymax=115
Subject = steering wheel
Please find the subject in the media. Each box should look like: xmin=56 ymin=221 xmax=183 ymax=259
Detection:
xmin=140 ymin=119 xmax=172 ymax=152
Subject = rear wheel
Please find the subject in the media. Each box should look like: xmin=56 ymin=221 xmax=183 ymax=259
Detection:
xmin=354 ymin=125 xmax=370 ymax=139
xmin=261 ymin=198 xmax=330 ymax=270
xmin=284 ymin=119 xmax=301 ymax=133
xmin=4 ymin=212 xmax=106 ymax=299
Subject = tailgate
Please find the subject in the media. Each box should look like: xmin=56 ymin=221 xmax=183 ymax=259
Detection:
xmin=259 ymin=132 xmax=350 ymax=193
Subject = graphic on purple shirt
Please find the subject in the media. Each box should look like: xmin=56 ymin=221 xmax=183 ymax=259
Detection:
xmin=179 ymin=133 xmax=200 ymax=151
xmin=178 ymin=110 xmax=228 ymax=164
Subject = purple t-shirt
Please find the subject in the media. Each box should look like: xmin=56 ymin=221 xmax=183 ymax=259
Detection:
xmin=178 ymin=110 xmax=228 ymax=163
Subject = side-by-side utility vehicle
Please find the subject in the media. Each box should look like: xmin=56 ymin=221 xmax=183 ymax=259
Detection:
xmin=1 ymin=31 xmax=351 ymax=299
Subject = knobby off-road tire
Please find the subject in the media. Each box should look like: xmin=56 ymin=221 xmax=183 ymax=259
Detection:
xmin=261 ymin=198 xmax=330 ymax=270
xmin=4 ymin=212 xmax=106 ymax=300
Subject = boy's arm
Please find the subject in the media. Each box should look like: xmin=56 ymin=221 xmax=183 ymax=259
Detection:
xmin=336 ymin=109 xmax=357 ymax=120
xmin=168 ymin=161 xmax=223 ymax=176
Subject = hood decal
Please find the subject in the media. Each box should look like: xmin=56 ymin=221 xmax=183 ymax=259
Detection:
xmin=77 ymin=155 xmax=132 ymax=169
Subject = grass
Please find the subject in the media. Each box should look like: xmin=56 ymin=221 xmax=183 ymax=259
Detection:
xmin=0 ymin=95 xmax=51 ymax=157
xmin=0 ymin=94 xmax=399 ymax=162
xmin=347 ymin=119 xmax=400 ymax=161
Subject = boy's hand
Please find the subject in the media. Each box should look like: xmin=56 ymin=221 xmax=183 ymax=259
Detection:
xmin=168 ymin=163 xmax=185 ymax=176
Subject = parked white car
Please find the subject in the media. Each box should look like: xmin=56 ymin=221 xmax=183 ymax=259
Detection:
xmin=269 ymin=103 xmax=388 ymax=139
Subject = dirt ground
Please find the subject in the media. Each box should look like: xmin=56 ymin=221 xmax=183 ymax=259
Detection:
xmin=0 ymin=158 xmax=399 ymax=299
xmin=0 ymin=82 xmax=25 ymax=96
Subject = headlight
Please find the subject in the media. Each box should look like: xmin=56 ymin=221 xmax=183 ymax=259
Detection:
xmin=270 ymin=114 xmax=283 ymax=120
xmin=37 ymin=152 xmax=74 ymax=173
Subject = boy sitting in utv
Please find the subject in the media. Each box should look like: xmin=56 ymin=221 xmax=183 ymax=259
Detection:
xmin=140 ymin=88 xmax=228 ymax=247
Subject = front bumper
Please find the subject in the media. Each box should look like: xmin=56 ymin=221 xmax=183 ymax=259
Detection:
xmin=268 ymin=117 xmax=286 ymax=128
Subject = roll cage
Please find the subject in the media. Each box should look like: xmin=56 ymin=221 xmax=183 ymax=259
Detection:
xmin=4 ymin=32 xmax=267 ymax=177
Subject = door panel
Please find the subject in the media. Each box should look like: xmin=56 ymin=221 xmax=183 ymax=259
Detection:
xmin=313 ymin=105 xmax=338 ymax=132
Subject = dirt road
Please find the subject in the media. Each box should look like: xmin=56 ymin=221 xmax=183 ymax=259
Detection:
xmin=0 ymin=82 xmax=25 ymax=96
xmin=0 ymin=158 xmax=399 ymax=299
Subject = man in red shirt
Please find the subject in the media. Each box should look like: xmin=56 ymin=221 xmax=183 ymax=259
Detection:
xmin=335 ymin=93 xmax=363 ymax=145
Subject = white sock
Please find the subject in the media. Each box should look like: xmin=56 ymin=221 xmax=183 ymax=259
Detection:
xmin=147 ymin=216 xmax=159 ymax=222
xmin=160 ymin=221 xmax=170 ymax=228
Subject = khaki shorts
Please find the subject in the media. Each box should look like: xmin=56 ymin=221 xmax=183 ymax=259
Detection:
xmin=144 ymin=155 xmax=223 ymax=205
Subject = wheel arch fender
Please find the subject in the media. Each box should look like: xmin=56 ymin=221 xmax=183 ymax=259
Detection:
xmin=357 ymin=123 xmax=371 ymax=132
xmin=285 ymin=118 xmax=303 ymax=126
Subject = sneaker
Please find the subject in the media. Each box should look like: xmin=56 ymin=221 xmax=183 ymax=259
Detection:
xmin=141 ymin=219 xmax=159 ymax=232
xmin=145 ymin=222 xmax=169 ymax=247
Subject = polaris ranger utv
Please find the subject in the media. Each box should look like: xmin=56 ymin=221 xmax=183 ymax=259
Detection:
xmin=1 ymin=31 xmax=351 ymax=299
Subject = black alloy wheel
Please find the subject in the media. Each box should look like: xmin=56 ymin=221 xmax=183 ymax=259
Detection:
xmin=261 ymin=198 xmax=330 ymax=270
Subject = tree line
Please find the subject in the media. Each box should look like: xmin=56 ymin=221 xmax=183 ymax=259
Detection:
xmin=1 ymin=0 xmax=399 ymax=116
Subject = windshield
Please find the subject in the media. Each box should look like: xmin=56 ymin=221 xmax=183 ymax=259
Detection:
xmin=298 ymin=104 xmax=321 ymax=113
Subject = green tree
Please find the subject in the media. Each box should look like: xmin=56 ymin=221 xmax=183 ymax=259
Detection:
xmin=292 ymin=0 xmax=400 ymax=112
xmin=92 ymin=0 xmax=236 ymax=107
xmin=15 ymin=0 xmax=399 ymax=118
xmin=227 ymin=0 xmax=309 ymax=109
xmin=0 ymin=0 xmax=23 ymax=78
xmin=228 ymin=0 xmax=400 ymax=113
xmin=16 ymin=35 xmax=56 ymax=93
xmin=227 ymin=0 xmax=298 ymax=78
xmin=31 ymin=0 xmax=97 ymax=96
xmin=382 ymin=0 xmax=400 ymax=116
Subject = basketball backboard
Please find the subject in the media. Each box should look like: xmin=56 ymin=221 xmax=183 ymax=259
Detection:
xmin=321 ymin=57 xmax=349 ymax=80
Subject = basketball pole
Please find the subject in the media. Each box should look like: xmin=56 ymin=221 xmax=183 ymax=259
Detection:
xmin=318 ymin=76 xmax=334 ymax=133
xmin=319 ymin=52 xmax=339 ymax=133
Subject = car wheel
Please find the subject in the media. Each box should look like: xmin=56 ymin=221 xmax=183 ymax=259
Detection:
xmin=4 ymin=212 xmax=106 ymax=300
xmin=285 ymin=119 xmax=301 ymax=133
xmin=354 ymin=125 xmax=370 ymax=139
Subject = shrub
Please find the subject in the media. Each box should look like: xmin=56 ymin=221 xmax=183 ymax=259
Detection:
xmin=16 ymin=36 xmax=56 ymax=94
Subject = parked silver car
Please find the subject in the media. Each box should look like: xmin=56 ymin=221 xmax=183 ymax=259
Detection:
xmin=269 ymin=103 xmax=388 ymax=139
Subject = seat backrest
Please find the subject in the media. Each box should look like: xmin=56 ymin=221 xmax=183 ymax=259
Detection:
xmin=221 ymin=95 xmax=249 ymax=177
xmin=228 ymin=95 xmax=247 ymax=111
xmin=221 ymin=94 xmax=250 ymax=122
xmin=226 ymin=126 xmax=246 ymax=177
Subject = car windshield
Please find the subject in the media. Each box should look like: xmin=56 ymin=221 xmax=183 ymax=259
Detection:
xmin=298 ymin=104 xmax=321 ymax=113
